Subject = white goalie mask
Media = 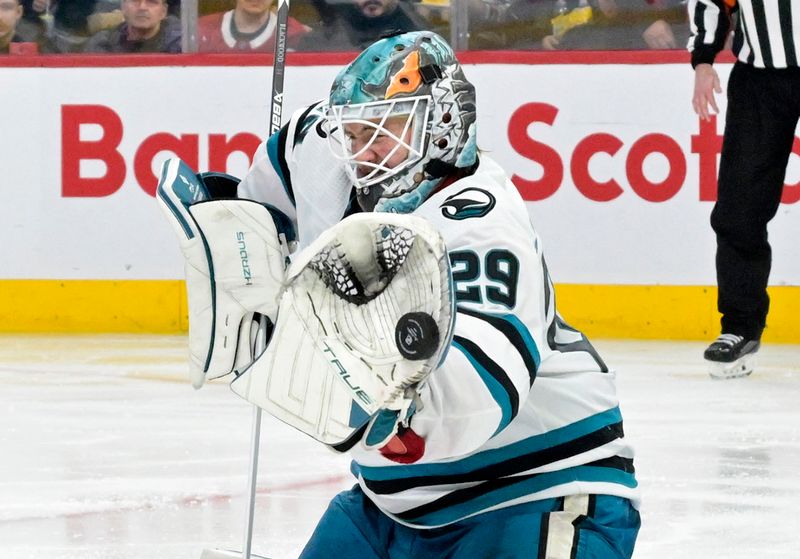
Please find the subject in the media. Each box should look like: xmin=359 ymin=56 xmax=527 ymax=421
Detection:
xmin=327 ymin=95 xmax=431 ymax=195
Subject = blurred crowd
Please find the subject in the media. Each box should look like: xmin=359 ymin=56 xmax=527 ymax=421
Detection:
xmin=1 ymin=0 xmax=690 ymax=55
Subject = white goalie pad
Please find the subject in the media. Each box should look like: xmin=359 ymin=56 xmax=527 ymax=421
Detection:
xmin=230 ymin=213 xmax=454 ymax=446
xmin=156 ymin=158 xmax=292 ymax=388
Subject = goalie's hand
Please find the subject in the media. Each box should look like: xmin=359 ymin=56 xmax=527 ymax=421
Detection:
xmin=156 ymin=158 xmax=295 ymax=388
xmin=230 ymin=212 xmax=455 ymax=446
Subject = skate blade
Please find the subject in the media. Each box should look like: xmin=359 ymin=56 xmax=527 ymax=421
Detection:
xmin=200 ymin=549 xmax=270 ymax=559
xmin=707 ymin=353 xmax=756 ymax=380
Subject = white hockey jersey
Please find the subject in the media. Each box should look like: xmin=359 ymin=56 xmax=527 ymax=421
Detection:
xmin=239 ymin=104 xmax=639 ymax=529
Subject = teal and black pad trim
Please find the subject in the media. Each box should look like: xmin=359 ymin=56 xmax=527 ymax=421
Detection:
xmin=329 ymin=423 xmax=369 ymax=454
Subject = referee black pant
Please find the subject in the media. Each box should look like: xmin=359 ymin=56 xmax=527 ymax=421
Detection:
xmin=712 ymin=62 xmax=800 ymax=340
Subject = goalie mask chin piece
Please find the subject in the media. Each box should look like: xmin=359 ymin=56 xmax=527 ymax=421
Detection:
xmin=353 ymin=156 xmax=472 ymax=213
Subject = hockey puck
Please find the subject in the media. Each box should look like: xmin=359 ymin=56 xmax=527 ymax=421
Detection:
xmin=395 ymin=312 xmax=439 ymax=361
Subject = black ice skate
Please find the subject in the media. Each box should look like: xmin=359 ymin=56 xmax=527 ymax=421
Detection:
xmin=703 ymin=334 xmax=760 ymax=379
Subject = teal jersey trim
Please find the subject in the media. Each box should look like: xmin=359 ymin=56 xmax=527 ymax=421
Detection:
xmin=497 ymin=312 xmax=541 ymax=368
xmin=456 ymin=308 xmax=541 ymax=386
xmin=404 ymin=464 xmax=638 ymax=527
xmin=451 ymin=339 xmax=514 ymax=436
xmin=355 ymin=407 xmax=623 ymax=482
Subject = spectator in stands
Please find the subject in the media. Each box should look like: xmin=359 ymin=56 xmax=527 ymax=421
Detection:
xmin=405 ymin=0 xmax=450 ymax=41
xmin=0 ymin=0 xmax=24 ymax=53
xmin=43 ymin=0 xmax=96 ymax=52
xmin=85 ymin=0 xmax=179 ymax=33
xmin=17 ymin=0 xmax=47 ymax=44
xmin=198 ymin=0 xmax=310 ymax=53
xmin=467 ymin=0 xmax=551 ymax=49
xmin=470 ymin=0 xmax=686 ymax=51
xmin=545 ymin=0 xmax=688 ymax=50
xmin=84 ymin=0 xmax=181 ymax=53
xmin=38 ymin=0 xmax=130 ymax=53
xmin=20 ymin=0 xmax=44 ymax=16
xmin=300 ymin=0 xmax=429 ymax=51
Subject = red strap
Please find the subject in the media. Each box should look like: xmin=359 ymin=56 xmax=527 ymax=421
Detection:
xmin=379 ymin=428 xmax=426 ymax=464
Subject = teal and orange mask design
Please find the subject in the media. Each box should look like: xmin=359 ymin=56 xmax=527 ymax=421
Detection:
xmin=327 ymin=31 xmax=477 ymax=213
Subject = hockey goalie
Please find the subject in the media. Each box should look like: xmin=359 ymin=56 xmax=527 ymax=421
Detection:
xmin=157 ymin=30 xmax=641 ymax=559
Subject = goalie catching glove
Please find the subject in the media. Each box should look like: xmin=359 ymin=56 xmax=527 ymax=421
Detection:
xmin=230 ymin=212 xmax=455 ymax=450
xmin=156 ymin=158 xmax=295 ymax=388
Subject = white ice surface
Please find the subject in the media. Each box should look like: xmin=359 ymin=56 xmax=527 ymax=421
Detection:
xmin=1 ymin=335 xmax=799 ymax=559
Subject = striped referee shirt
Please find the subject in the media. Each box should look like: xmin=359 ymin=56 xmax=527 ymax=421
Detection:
xmin=688 ymin=0 xmax=800 ymax=69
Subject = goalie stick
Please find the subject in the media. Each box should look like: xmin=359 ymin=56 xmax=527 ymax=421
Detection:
xmin=202 ymin=2 xmax=291 ymax=558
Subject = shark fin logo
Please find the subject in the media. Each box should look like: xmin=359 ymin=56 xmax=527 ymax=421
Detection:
xmin=440 ymin=187 xmax=496 ymax=220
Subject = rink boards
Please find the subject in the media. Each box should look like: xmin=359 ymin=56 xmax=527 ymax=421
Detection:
xmin=1 ymin=52 xmax=798 ymax=340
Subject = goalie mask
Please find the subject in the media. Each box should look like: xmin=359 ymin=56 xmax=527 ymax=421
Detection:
xmin=326 ymin=31 xmax=478 ymax=213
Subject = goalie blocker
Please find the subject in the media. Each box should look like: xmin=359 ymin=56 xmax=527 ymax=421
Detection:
xmin=156 ymin=158 xmax=296 ymax=388
xmin=230 ymin=213 xmax=455 ymax=450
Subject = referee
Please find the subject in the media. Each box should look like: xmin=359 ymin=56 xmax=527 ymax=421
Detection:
xmin=689 ymin=0 xmax=800 ymax=378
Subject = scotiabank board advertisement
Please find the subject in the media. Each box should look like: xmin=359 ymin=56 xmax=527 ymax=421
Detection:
xmin=2 ymin=54 xmax=799 ymax=337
